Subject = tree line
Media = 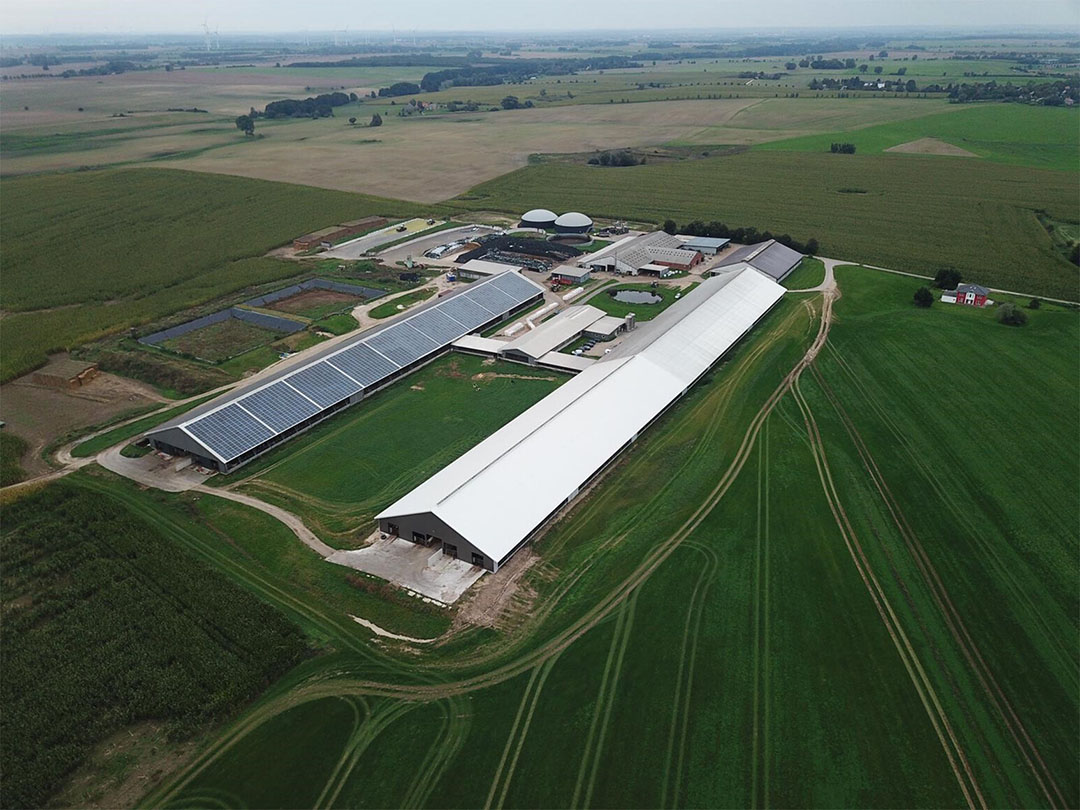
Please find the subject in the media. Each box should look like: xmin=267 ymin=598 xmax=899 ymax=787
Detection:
xmin=663 ymin=219 xmax=819 ymax=255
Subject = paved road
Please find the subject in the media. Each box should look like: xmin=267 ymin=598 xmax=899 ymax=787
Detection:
xmin=323 ymin=220 xmax=442 ymax=260
xmin=376 ymin=225 xmax=499 ymax=266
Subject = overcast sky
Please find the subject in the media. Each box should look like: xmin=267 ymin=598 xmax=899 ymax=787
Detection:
xmin=1 ymin=0 xmax=1077 ymax=35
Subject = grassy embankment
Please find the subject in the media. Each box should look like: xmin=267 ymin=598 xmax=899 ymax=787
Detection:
xmin=781 ymin=256 xmax=826 ymax=289
xmin=0 ymin=168 xmax=425 ymax=381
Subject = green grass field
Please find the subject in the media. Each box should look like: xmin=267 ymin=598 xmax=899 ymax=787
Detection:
xmin=311 ymin=313 xmax=359 ymax=335
xmin=755 ymin=104 xmax=1079 ymax=171
xmin=142 ymin=266 xmax=1076 ymax=809
xmin=230 ymin=353 xmax=566 ymax=542
xmin=781 ymin=256 xmax=826 ymax=289
xmin=0 ymin=168 xmax=423 ymax=381
xmin=369 ymin=287 xmax=437 ymax=319
xmin=456 ymin=149 xmax=1078 ymax=300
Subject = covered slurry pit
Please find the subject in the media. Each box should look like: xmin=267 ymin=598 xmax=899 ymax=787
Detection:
xmin=379 ymin=264 xmax=788 ymax=573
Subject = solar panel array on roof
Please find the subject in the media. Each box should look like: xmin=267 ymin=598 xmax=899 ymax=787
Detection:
xmin=288 ymin=362 xmax=362 ymax=407
xmin=185 ymin=404 xmax=274 ymax=462
xmin=242 ymin=382 xmax=321 ymax=432
xmin=328 ymin=343 xmax=398 ymax=387
xmin=489 ymin=271 xmax=539 ymax=300
xmin=409 ymin=307 xmax=470 ymax=344
xmin=164 ymin=272 xmax=542 ymax=464
xmin=466 ymin=283 xmax=517 ymax=314
xmin=366 ymin=323 xmax=439 ymax=367
xmin=439 ymin=294 xmax=495 ymax=326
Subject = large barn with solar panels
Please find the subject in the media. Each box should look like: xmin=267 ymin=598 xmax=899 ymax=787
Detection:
xmin=145 ymin=271 xmax=543 ymax=472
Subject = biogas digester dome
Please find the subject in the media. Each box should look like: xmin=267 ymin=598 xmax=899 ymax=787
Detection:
xmin=520 ymin=209 xmax=558 ymax=229
xmin=554 ymin=211 xmax=593 ymax=234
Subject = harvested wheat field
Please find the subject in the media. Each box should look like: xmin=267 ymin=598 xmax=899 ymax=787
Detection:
xmin=884 ymin=136 xmax=979 ymax=157
xmin=146 ymin=99 xmax=765 ymax=201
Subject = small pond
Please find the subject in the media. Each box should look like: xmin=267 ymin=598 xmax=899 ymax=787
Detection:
xmin=610 ymin=289 xmax=662 ymax=305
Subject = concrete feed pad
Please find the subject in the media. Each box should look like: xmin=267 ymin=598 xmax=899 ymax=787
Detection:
xmin=327 ymin=536 xmax=484 ymax=604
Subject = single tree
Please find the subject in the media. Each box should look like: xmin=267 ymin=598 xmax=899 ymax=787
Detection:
xmin=874 ymin=65 xmax=883 ymax=74
xmin=933 ymin=267 xmax=962 ymax=290
xmin=1028 ymin=298 xmax=1041 ymax=310
xmin=913 ymin=287 xmax=934 ymax=308
xmin=348 ymin=117 xmax=356 ymax=125
xmin=235 ymin=114 xmax=255 ymax=136
xmin=662 ymin=219 xmax=678 ymax=235
xmin=997 ymin=302 xmax=1028 ymax=326
xmin=369 ymin=113 xmax=383 ymax=127
xmin=501 ymin=95 xmax=521 ymax=110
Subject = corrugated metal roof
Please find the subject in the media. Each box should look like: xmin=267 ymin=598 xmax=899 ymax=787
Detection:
xmin=378 ymin=267 xmax=785 ymax=563
xmin=501 ymin=305 xmax=605 ymax=360
xmin=716 ymin=240 xmax=803 ymax=281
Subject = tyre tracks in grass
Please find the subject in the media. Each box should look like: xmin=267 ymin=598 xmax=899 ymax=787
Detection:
xmin=823 ymin=342 xmax=1078 ymax=694
xmin=316 ymin=698 xmax=418 ymax=809
xmin=808 ymin=360 xmax=1068 ymax=809
xmin=751 ymin=416 xmax=772 ymax=810
xmin=789 ymin=376 xmax=986 ymax=810
xmin=660 ymin=540 xmax=719 ymax=810
xmin=484 ymin=651 xmax=563 ymax=810
xmin=572 ymin=588 xmax=640 ymax=810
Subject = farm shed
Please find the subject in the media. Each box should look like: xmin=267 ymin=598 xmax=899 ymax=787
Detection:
xmin=584 ymin=231 xmax=702 ymax=275
xmin=680 ymin=236 xmax=730 ymax=255
xmin=459 ymin=259 xmax=523 ymax=279
xmin=499 ymin=305 xmax=608 ymax=363
xmin=551 ymin=265 xmax=591 ymax=285
xmin=713 ymin=239 xmax=803 ymax=282
xmin=31 ymin=358 xmax=98 ymax=388
xmin=941 ymin=283 xmax=990 ymax=307
xmin=378 ymin=265 xmax=784 ymax=572
xmin=145 ymin=271 xmax=543 ymax=472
